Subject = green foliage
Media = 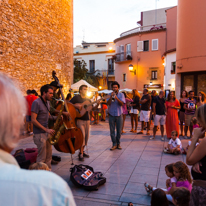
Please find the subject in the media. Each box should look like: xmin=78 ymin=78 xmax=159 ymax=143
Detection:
xmin=73 ymin=59 xmax=99 ymax=87
xmin=73 ymin=59 xmax=88 ymax=83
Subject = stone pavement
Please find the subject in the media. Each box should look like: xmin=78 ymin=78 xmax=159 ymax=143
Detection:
xmin=14 ymin=118 xmax=190 ymax=206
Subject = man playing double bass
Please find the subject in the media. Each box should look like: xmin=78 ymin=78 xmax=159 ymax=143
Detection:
xmin=70 ymin=85 xmax=100 ymax=161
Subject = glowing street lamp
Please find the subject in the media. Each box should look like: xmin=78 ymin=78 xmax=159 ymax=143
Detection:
xmin=128 ymin=64 xmax=136 ymax=75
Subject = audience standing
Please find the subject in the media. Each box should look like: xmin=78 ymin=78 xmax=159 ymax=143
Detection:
xmin=150 ymin=91 xmax=166 ymax=140
xmin=186 ymin=104 xmax=206 ymax=206
xmin=197 ymin=91 xmax=206 ymax=109
xmin=129 ymin=89 xmax=140 ymax=133
xmin=0 ymin=73 xmax=76 ymax=206
xmin=92 ymin=91 xmax=101 ymax=124
xmin=165 ymin=91 xmax=180 ymax=138
xmin=137 ymin=88 xmax=151 ymax=135
xmin=150 ymin=90 xmax=157 ymax=126
xmin=100 ymin=93 xmax=107 ymax=121
xmin=122 ymin=92 xmax=133 ymax=133
xmin=25 ymin=89 xmax=38 ymax=135
xmin=107 ymin=81 xmax=125 ymax=150
xmin=183 ymin=91 xmax=196 ymax=139
xmin=179 ymin=90 xmax=188 ymax=137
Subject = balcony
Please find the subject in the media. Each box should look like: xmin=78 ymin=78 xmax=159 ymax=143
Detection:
xmin=120 ymin=23 xmax=166 ymax=37
xmin=115 ymin=52 xmax=132 ymax=63
xmin=108 ymin=69 xmax=114 ymax=75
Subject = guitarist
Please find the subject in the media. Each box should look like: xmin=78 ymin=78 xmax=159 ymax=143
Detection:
xmin=70 ymin=85 xmax=100 ymax=161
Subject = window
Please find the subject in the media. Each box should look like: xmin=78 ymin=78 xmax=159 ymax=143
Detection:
xmin=89 ymin=60 xmax=95 ymax=72
xmin=123 ymin=73 xmax=127 ymax=82
xmin=126 ymin=44 xmax=131 ymax=56
xmin=83 ymin=46 xmax=88 ymax=49
xmin=151 ymin=70 xmax=157 ymax=80
xmin=120 ymin=45 xmax=124 ymax=61
xmin=152 ymin=39 xmax=158 ymax=51
xmin=97 ymin=45 xmax=106 ymax=47
xmin=171 ymin=62 xmax=176 ymax=74
xmin=108 ymin=58 xmax=114 ymax=75
xmin=137 ymin=40 xmax=149 ymax=52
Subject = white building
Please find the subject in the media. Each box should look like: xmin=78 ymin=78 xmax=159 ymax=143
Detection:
xmin=73 ymin=41 xmax=115 ymax=89
xmin=163 ymin=49 xmax=176 ymax=93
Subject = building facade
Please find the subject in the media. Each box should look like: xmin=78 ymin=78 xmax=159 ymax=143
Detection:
xmin=163 ymin=7 xmax=177 ymax=94
xmin=73 ymin=41 xmax=115 ymax=89
xmin=0 ymin=0 xmax=73 ymax=95
xmin=176 ymin=0 xmax=206 ymax=98
xmin=114 ymin=7 xmax=169 ymax=93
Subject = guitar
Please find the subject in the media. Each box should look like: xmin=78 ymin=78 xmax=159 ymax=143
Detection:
xmin=75 ymin=94 xmax=110 ymax=117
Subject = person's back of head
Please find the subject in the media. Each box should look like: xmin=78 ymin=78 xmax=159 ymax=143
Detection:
xmin=172 ymin=187 xmax=190 ymax=206
xmin=29 ymin=162 xmax=50 ymax=171
xmin=151 ymin=189 xmax=169 ymax=206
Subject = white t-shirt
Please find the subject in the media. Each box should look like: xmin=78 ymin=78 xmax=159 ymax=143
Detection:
xmin=169 ymin=176 xmax=177 ymax=187
xmin=92 ymin=96 xmax=101 ymax=109
xmin=168 ymin=138 xmax=182 ymax=149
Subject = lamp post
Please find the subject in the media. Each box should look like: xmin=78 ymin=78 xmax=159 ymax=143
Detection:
xmin=128 ymin=64 xmax=136 ymax=75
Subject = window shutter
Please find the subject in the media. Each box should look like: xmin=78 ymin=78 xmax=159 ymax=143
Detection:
xmin=137 ymin=41 xmax=143 ymax=52
xmin=120 ymin=45 xmax=124 ymax=52
xmin=152 ymin=39 xmax=158 ymax=51
xmin=126 ymin=44 xmax=131 ymax=55
xmin=116 ymin=46 xmax=120 ymax=53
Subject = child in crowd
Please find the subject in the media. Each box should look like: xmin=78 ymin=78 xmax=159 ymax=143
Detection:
xmin=144 ymin=161 xmax=192 ymax=203
xmin=165 ymin=163 xmax=177 ymax=191
xmin=29 ymin=162 xmax=50 ymax=171
xmin=151 ymin=188 xmax=169 ymax=206
xmin=192 ymin=117 xmax=199 ymax=129
xmin=172 ymin=187 xmax=190 ymax=206
xmin=164 ymin=131 xmax=182 ymax=154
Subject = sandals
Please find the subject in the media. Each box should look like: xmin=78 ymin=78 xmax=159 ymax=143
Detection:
xmin=130 ymin=129 xmax=134 ymax=132
xmin=144 ymin=182 xmax=153 ymax=195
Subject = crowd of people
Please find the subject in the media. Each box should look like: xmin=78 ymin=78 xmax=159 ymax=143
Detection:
xmin=1 ymin=72 xmax=206 ymax=206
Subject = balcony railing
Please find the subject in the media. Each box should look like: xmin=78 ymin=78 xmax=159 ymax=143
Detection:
xmin=120 ymin=23 xmax=166 ymax=37
xmin=115 ymin=52 xmax=132 ymax=62
xmin=108 ymin=69 xmax=114 ymax=75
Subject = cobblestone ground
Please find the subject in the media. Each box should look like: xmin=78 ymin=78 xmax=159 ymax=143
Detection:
xmin=14 ymin=117 xmax=190 ymax=206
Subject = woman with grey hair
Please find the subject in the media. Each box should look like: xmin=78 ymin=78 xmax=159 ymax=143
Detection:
xmin=0 ymin=73 xmax=76 ymax=206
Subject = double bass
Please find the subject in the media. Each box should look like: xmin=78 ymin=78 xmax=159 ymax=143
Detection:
xmin=49 ymin=71 xmax=83 ymax=154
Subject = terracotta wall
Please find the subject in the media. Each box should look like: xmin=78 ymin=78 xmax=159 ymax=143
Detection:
xmin=166 ymin=6 xmax=177 ymax=51
xmin=0 ymin=0 xmax=73 ymax=95
xmin=176 ymin=0 xmax=206 ymax=73
xmin=114 ymin=30 xmax=166 ymax=92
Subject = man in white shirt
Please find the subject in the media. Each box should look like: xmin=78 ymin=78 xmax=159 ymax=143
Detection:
xmin=0 ymin=73 xmax=76 ymax=206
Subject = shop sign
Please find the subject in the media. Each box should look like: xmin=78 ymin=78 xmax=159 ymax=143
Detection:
xmin=144 ymin=84 xmax=162 ymax=89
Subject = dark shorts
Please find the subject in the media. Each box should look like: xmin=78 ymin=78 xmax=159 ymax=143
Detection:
xmin=26 ymin=115 xmax=31 ymax=122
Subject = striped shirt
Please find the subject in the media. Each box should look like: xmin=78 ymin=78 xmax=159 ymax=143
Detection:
xmin=184 ymin=98 xmax=196 ymax=115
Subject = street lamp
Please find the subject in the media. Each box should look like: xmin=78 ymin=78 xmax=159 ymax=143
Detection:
xmin=99 ymin=86 xmax=102 ymax=90
xmin=128 ymin=64 xmax=136 ymax=75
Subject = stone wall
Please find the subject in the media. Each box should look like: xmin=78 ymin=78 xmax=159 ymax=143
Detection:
xmin=0 ymin=0 xmax=73 ymax=95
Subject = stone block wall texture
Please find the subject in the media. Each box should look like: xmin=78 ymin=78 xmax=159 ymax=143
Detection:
xmin=0 ymin=0 xmax=73 ymax=95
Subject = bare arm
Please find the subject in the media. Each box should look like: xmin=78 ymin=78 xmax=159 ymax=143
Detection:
xmin=31 ymin=112 xmax=55 ymax=135
xmin=186 ymin=128 xmax=206 ymax=165
xmin=107 ymin=95 xmax=113 ymax=106
xmin=140 ymin=99 xmax=147 ymax=104
xmin=167 ymin=182 xmax=177 ymax=194
xmin=153 ymin=102 xmax=156 ymax=115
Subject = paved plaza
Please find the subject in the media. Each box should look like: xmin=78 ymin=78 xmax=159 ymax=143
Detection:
xmin=14 ymin=118 xmax=189 ymax=206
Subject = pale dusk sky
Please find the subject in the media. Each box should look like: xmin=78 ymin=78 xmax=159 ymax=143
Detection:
xmin=73 ymin=0 xmax=178 ymax=47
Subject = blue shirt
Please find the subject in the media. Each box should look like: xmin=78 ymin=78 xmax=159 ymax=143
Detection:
xmin=107 ymin=92 xmax=126 ymax=116
xmin=0 ymin=149 xmax=76 ymax=206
